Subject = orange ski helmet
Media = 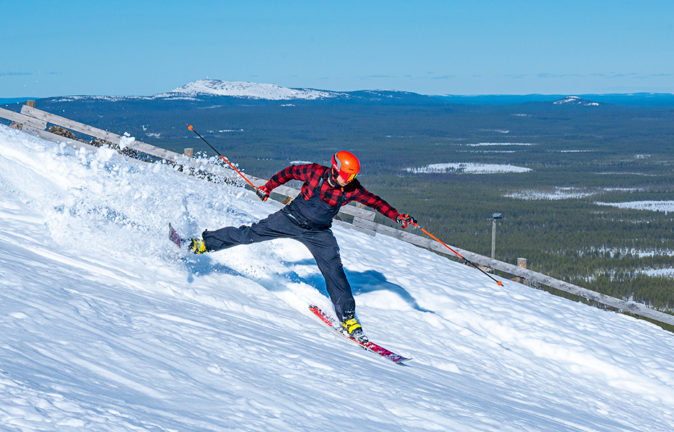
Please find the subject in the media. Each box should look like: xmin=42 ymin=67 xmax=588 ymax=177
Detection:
xmin=331 ymin=151 xmax=360 ymax=183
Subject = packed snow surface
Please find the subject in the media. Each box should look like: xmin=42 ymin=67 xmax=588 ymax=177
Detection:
xmin=1 ymin=124 xmax=674 ymax=431
xmin=167 ymin=79 xmax=336 ymax=100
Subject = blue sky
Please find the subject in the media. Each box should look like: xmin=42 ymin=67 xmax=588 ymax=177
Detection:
xmin=2 ymin=1 xmax=673 ymax=97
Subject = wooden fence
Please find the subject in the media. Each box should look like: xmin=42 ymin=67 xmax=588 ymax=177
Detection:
xmin=2 ymin=103 xmax=672 ymax=327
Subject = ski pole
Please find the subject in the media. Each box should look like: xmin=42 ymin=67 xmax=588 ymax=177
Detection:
xmin=412 ymin=222 xmax=504 ymax=287
xmin=187 ymin=124 xmax=259 ymax=190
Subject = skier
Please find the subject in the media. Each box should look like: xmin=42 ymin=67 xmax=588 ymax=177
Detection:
xmin=188 ymin=151 xmax=416 ymax=342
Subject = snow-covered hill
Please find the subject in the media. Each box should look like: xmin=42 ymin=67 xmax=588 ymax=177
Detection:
xmin=1 ymin=124 xmax=673 ymax=431
xmin=553 ymin=95 xmax=600 ymax=106
xmin=165 ymin=79 xmax=338 ymax=100
xmin=49 ymin=80 xmax=342 ymax=102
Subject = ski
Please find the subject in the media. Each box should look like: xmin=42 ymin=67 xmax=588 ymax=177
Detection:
xmin=168 ymin=223 xmax=184 ymax=249
xmin=309 ymin=305 xmax=410 ymax=365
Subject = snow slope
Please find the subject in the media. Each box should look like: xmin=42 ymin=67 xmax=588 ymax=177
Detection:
xmin=1 ymin=124 xmax=673 ymax=432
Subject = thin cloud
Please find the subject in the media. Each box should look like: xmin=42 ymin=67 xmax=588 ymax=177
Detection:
xmin=0 ymin=72 xmax=32 ymax=77
xmin=362 ymin=74 xmax=395 ymax=79
xmin=535 ymin=72 xmax=674 ymax=80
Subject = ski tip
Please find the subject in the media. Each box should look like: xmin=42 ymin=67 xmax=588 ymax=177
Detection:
xmin=168 ymin=223 xmax=183 ymax=249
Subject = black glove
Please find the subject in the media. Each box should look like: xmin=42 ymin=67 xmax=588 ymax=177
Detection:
xmin=256 ymin=186 xmax=270 ymax=202
xmin=396 ymin=213 xmax=417 ymax=229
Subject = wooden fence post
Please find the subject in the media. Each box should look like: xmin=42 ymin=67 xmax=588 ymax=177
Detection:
xmin=184 ymin=148 xmax=194 ymax=158
xmin=513 ymin=258 xmax=527 ymax=283
xmin=352 ymin=202 xmax=377 ymax=236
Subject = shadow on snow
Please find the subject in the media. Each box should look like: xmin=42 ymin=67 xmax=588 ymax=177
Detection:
xmin=179 ymin=255 xmax=433 ymax=314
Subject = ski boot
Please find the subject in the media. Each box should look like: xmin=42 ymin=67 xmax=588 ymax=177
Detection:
xmin=341 ymin=314 xmax=368 ymax=343
xmin=189 ymin=238 xmax=207 ymax=254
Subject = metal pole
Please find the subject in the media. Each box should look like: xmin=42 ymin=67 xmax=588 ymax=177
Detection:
xmin=491 ymin=219 xmax=496 ymax=259
xmin=491 ymin=213 xmax=502 ymax=259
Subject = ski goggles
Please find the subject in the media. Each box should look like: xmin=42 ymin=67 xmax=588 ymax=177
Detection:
xmin=333 ymin=167 xmax=358 ymax=183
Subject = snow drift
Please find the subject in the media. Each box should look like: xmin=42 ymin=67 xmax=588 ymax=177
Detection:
xmin=0 ymin=124 xmax=673 ymax=431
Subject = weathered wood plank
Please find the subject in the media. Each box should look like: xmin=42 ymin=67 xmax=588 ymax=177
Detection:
xmin=354 ymin=203 xmax=376 ymax=221
xmin=25 ymin=127 xmax=100 ymax=152
xmin=333 ymin=218 xmax=375 ymax=237
xmin=352 ymin=217 xmax=376 ymax=236
xmin=131 ymin=141 xmax=183 ymax=162
xmin=0 ymin=107 xmax=47 ymax=130
xmin=338 ymin=204 xmax=377 ymax=220
xmin=22 ymin=105 xmax=120 ymax=143
xmin=19 ymin=105 xmax=197 ymax=165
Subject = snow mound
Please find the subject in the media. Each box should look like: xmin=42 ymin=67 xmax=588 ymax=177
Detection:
xmin=166 ymin=79 xmax=336 ymax=100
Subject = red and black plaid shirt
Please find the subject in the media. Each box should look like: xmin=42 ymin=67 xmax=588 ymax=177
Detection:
xmin=264 ymin=164 xmax=400 ymax=221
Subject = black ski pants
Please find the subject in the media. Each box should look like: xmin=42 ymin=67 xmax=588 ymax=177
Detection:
xmin=202 ymin=210 xmax=355 ymax=321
